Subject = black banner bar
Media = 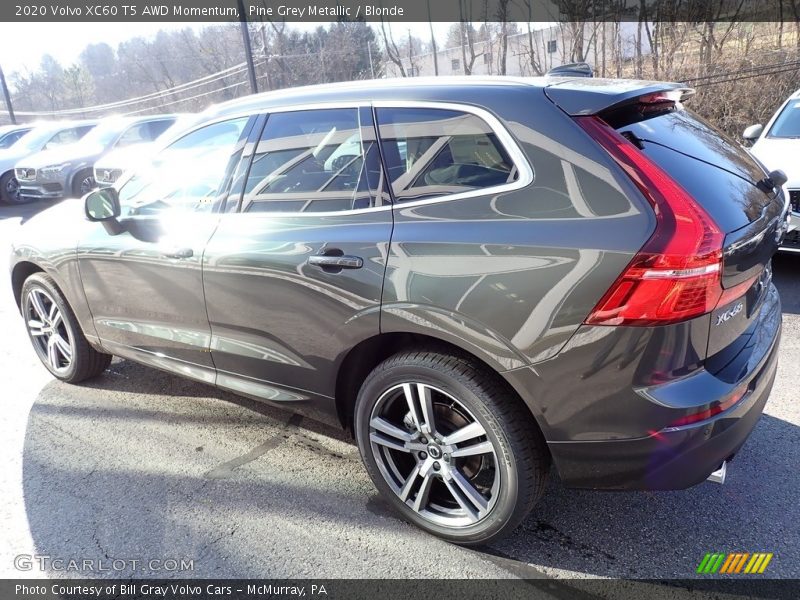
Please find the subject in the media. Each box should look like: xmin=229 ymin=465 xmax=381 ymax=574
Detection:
xmin=1 ymin=0 xmax=797 ymax=22
xmin=2 ymin=579 xmax=800 ymax=600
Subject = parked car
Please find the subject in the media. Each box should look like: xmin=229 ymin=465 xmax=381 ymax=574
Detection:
xmin=744 ymin=88 xmax=800 ymax=251
xmin=0 ymin=120 xmax=97 ymax=204
xmin=15 ymin=114 xmax=179 ymax=202
xmin=0 ymin=124 xmax=34 ymax=149
xmin=10 ymin=77 xmax=784 ymax=545
xmin=94 ymin=114 xmax=195 ymax=188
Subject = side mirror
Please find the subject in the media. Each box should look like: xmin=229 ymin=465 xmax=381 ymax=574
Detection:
xmin=743 ymin=124 xmax=763 ymax=142
xmin=85 ymin=188 xmax=123 ymax=235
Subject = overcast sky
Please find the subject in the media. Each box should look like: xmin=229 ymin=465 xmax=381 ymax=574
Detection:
xmin=0 ymin=22 xmax=459 ymax=76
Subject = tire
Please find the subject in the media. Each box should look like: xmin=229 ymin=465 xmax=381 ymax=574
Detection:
xmin=72 ymin=168 xmax=96 ymax=198
xmin=355 ymin=348 xmax=549 ymax=545
xmin=21 ymin=272 xmax=112 ymax=383
xmin=0 ymin=171 xmax=27 ymax=205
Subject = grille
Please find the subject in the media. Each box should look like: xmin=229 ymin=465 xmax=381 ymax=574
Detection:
xmin=782 ymin=229 xmax=800 ymax=250
xmin=789 ymin=189 xmax=800 ymax=213
xmin=96 ymin=168 xmax=122 ymax=183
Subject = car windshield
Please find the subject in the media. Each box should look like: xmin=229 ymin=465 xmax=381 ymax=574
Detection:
xmin=78 ymin=119 xmax=128 ymax=147
xmin=768 ymin=100 xmax=800 ymax=138
xmin=12 ymin=127 xmax=61 ymax=152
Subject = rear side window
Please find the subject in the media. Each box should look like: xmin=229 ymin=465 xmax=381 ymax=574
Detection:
xmin=375 ymin=107 xmax=518 ymax=203
xmin=46 ymin=126 xmax=87 ymax=148
xmin=148 ymin=119 xmax=176 ymax=139
xmin=241 ymin=108 xmax=385 ymax=213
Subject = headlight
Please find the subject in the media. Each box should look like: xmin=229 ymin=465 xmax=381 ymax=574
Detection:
xmin=40 ymin=163 xmax=70 ymax=178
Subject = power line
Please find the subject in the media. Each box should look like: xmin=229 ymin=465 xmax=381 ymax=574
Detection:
xmin=14 ymin=61 xmax=261 ymax=117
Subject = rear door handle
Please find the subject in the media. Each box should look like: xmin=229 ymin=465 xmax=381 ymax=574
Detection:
xmin=162 ymin=247 xmax=194 ymax=259
xmin=308 ymin=254 xmax=363 ymax=269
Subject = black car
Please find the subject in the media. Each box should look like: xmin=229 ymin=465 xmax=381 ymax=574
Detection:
xmin=9 ymin=77 xmax=785 ymax=544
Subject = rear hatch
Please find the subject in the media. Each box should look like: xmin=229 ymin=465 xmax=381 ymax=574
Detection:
xmin=545 ymin=79 xmax=787 ymax=366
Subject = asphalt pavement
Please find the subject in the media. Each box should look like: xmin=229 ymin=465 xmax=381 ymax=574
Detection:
xmin=1 ymin=199 xmax=798 ymax=582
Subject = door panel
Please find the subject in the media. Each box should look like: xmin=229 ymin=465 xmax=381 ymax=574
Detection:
xmin=203 ymin=107 xmax=392 ymax=408
xmin=78 ymin=117 xmax=252 ymax=379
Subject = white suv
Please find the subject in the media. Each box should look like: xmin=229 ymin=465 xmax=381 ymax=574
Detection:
xmin=744 ymin=88 xmax=800 ymax=251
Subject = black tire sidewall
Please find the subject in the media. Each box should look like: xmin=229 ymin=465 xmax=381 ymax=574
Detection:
xmin=355 ymin=359 xmax=522 ymax=545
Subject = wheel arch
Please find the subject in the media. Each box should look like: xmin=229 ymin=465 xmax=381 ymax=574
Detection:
xmin=333 ymin=331 xmax=549 ymax=445
xmin=67 ymin=164 xmax=94 ymax=196
xmin=11 ymin=260 xmax=45 ymax=313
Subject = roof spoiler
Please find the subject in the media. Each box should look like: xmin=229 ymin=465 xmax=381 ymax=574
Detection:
xmin=544 ymin=81 xmax=695 ymax=116
xmin=546 ymin=62 xmax=594 ymax=78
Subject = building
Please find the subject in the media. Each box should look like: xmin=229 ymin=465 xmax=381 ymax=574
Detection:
xmin=384 ymin=22 xmax=649 ymax=78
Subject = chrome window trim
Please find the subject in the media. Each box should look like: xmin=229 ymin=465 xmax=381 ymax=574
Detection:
xmin=232 ymin=100 xmax=534 ymax=217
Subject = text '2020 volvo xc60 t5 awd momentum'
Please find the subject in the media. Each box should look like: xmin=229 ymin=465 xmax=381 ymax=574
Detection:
xmin=9 ymin=77 xmax=786 ymax=544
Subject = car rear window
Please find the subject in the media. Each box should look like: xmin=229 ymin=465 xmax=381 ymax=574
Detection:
xmin=375 ymin=107 xmax=519 ymax=203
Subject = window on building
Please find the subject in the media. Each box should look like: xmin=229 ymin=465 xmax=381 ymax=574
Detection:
xmin=375 ymin=107 xmax=519 ymax=204
xmin=451 ymin=59 xmax=460 ymax=71
xmin=547 ymin=40 xmax=557 ymax=54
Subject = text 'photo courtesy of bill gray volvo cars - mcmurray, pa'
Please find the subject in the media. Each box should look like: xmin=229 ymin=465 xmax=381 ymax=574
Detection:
xmin=9 ymin=75 xmax=787 ymax=544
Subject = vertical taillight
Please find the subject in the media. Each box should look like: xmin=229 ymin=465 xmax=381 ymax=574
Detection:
xmin=575 ymin=116 xmax=727 ymax=326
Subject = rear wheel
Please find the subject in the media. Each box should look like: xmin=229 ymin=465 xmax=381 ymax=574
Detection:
xmin=21 ymin=273 xmax=112 ymax=383
xmin=355 ymin=349 xmax=549 ymax=545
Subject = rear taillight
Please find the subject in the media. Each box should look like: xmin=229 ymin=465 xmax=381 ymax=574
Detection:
xmin=576 ymin=116 xmax=734 ymax=326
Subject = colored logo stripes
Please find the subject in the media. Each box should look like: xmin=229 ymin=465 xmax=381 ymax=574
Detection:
xmin=697 ymin=552 xmax=773 ymax=574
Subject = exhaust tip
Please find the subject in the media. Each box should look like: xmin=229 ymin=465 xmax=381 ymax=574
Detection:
xmin=707 ymin=462 xmax=727 ymax=485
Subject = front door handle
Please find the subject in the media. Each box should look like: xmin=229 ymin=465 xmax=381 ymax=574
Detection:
xmin=162 ymin=247 xmax=194 ymax=259
xmin=308 ymin=254 xmax=363 ymax=270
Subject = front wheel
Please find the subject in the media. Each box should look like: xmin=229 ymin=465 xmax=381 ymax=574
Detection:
xmin=21 ymin=273 xmax=112 ymax=383
xmin=355 ymin=349 xmax=549 ymax=545
xmin=0 ymin=171 xmax=26 ymax=204
xmin=72 ymin=169 xmax=96 ymax=197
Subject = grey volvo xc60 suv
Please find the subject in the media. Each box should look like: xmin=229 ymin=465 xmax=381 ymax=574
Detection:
xmin=9 ymin=77 xmax=785 ymax=544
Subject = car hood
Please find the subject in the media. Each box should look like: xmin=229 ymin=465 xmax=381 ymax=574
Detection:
xmin=17 ymin=143 xmax=106 ymax=169
xmin=95 ymin=142 xmax=156 ymax=170
xmin=11 ymin=197 xmax=89 ymax=251
xmin=749 ymin=138 xmax=800 ymax=180
xmin=0 ymin=147 xmax=34 ymax=172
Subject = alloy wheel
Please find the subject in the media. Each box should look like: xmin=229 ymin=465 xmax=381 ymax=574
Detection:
xmin=368 ymin=382 xmax=500 ymax=528
xmin=79 ymin=175 xmax=96 ymax=196
xmin=5 ymin=176 xmax=20 ymax=203
xmin=25 ymin=288 xmax=73 ymax=374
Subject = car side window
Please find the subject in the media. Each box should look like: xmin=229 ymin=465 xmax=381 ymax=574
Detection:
xmin=44 ymin=127 xmax=84 ymax=149
xmin=375 ymin=107 xmax=518 ymax=203
xmin=116 ymin=122 xmax=155 ymax=148
xmin=240 ymin=108 xmax=386 ymax=213
xmin=117 ymin=118 xmax=248 ymax=217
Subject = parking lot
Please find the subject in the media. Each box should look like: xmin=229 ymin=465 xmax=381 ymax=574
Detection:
xmin=1 ymin=198 xmax=798 ymax=581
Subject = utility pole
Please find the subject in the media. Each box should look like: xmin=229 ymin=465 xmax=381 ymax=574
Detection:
xmin=0 ymin=65 xmax=16 ymax=124
xmin=367 ymin=42 xmax=375 ymax=78
xmin=427 ymin=0 xmax=439 ymax=75
xmin=237 ymin=0 xmax=259 ymax=94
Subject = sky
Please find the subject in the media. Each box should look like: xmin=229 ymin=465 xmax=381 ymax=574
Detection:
xmin=0 ymin=22 xmax=458 ymax=76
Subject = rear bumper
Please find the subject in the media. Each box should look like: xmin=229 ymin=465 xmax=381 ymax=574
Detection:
xmin=547 ymin=306 xmax=780 ymax=490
